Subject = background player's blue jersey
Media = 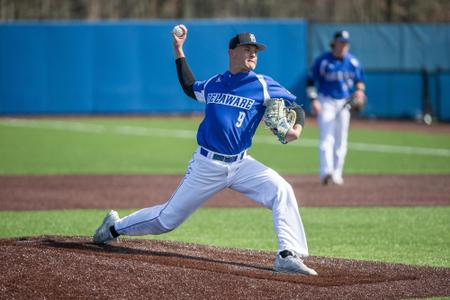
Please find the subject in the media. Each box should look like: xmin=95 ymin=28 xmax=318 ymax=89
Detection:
xmin=308 ymin=52 xmax=364 ymax=100
xmin=192 ymin=70 xmax=296 ymax=155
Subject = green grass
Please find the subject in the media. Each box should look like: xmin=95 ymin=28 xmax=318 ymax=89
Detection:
xmin=0 ymin=118 xmax=198 ymax=175
xmin=1 ymin=117 xmax=449 ymax=271
xmin=0 ymin=117 xmax=449 ymax=175
xmin=1 ymin=207 xmax=449 ymax=268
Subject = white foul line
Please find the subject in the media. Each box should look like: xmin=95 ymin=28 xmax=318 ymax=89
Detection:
xmin=1 ymin=118 xmax=450 ymax=157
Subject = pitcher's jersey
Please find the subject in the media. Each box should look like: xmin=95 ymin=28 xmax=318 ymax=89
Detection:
xmin=308 ymin=52 xmax=364 ymax=100
xmin=192 ymin=70 xmax=296 ymax=155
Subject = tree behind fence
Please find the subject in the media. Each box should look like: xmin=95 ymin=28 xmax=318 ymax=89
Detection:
xmin=1 ymin=0 xmax=449 ymax=22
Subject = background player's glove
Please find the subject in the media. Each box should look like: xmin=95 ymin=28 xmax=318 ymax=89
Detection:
xmin=264 ymin=98 xmax=304 ymax=144
xmin=347 ymin=94 xmax=366 ymax=113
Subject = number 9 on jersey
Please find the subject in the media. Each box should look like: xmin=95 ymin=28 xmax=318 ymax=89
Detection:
xmin=236 ymin=111 xmax=246 ymax=128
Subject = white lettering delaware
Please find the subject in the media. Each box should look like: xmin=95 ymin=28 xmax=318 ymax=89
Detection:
xmin=207 ymin=93 xmax=255 ymax=110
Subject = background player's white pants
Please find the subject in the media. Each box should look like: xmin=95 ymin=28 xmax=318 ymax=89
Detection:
xmin=317 ymin=95 xmax=351 ymax=181
xmin=114 ymin=148 xmax=309 ymax=256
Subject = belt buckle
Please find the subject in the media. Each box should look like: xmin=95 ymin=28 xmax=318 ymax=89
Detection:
xmin=225 ymin=156 xmax=237 ymax=163
xmin=212 ymin=154 xmax=222 ymax=161
xmin=203 ymin=148 xmax=243 ymax=163
xmin=212 ymin=153 xmax=237 ymax=163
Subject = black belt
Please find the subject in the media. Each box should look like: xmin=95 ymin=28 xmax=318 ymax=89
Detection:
xmin=200 ymin=147 xmax=245 ymax=163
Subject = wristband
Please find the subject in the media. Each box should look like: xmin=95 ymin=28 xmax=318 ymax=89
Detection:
xmin=306 ymin=86 xmax=318 ymax=100
xmin=293 ymin=107 xmax=305 ymax=127
xmin=355 ymin=82 xmax=366 ymax=92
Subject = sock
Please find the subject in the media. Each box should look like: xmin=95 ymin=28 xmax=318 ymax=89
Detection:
xmin=109 ymin=225 xmax=120 ymax=238
xmin=279 ymin=250 xmax=293 ymax=258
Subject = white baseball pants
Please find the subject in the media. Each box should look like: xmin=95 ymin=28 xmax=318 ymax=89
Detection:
xmin=114 ymin=147 xmax=309 ymax=256
xmin=317 ymin=95 xmax=351 ymax=181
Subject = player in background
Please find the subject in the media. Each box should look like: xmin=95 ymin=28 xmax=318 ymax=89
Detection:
xmin=93 ymin=25 xmax=317 ymax=276
xmin=307 ymin=30 xmax=366 ymax=186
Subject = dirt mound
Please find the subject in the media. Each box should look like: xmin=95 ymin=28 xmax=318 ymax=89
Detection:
xmin=1 ymin=236 xmax=449 ymax=299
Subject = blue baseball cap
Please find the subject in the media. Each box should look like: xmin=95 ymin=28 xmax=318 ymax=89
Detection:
xmin=229 ymin=32 xmax=267 ymax=51
xmin=333 ymin=30 xmax=350 ymax=43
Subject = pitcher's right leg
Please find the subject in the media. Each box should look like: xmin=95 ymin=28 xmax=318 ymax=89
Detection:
xmin=230 ymin=156 xmax=309 ymax=256
xmin=230 ymin=156 xmax=317 ymax=275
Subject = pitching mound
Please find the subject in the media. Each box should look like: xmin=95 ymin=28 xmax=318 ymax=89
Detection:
xmin=1 ymin=236 xmax=449 ymax=299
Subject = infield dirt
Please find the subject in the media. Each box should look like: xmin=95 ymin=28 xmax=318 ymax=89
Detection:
xmin=1 ymin=174 xmax=449 ymax=210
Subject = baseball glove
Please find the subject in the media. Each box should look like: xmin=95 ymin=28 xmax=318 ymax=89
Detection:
xmin=347 ymin=95 xmax=366 ymax=113
xmin=263 ymin=98 xmax=305 ymax=144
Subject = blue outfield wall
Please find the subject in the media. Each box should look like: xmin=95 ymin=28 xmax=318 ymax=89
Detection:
xmin=1 ymin=20 xmax=450 ymax=120
xmin=435 ymin=72 xmax=450 ymax=121
xmin=0 ymin=20 xmax=307 ymax=115
xmin=309 ymin=23 xmax=450 ymax=71
xmin=363 ymin=71 xmax=422 ymax=119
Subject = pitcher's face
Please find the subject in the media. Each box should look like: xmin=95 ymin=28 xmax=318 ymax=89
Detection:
xmin=229 ymin=45 xmax=258 ymax=73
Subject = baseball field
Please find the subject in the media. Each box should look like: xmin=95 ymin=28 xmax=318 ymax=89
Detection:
xmin=1 ymin=116 xmax=449 ymax=299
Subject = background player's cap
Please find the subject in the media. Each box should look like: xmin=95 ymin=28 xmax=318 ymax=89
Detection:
xmin=333 ymin=30 xmax=351 ymax=43
xmin=229 ymin=33 xmax=267 ymax=51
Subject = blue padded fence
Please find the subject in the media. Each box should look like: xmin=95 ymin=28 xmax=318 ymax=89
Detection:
xmin=1 ymin=20 xmax=449 ymax=120
xmin=0 ymin=20 xmax=307 ymax=115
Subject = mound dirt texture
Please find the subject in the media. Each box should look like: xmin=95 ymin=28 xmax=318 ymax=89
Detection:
xmin=1 ymin=236 xmax=449 ymax=299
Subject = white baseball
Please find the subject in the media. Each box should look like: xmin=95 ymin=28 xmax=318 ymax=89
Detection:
xmin=173 ymin=25 xmax=185 ymax=37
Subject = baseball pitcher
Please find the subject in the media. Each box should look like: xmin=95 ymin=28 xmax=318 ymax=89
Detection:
xmin=93 ymin=25 xmax=317 ymax=276
xmin=307 ymin=30 xmax=366 ymax=185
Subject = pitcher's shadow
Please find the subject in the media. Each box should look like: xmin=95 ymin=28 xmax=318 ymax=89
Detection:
xmin=41 ymin=237 xmax=273 ymax=272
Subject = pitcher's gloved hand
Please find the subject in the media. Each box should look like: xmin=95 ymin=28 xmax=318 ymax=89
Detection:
xmin=264 ymin=98 xmax=305 ymax=144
